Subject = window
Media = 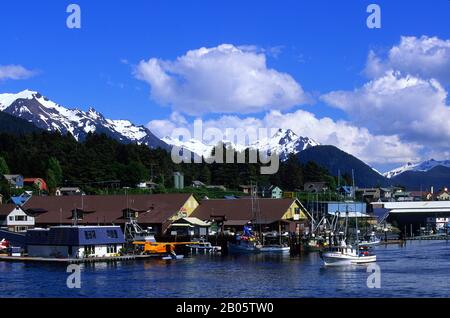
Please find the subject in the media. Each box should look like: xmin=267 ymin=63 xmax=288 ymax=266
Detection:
xmin=84 ymin=245 xmax=95 ymax=256
xmin=107 ymin=230 xmax=118 ymax=239
xmin=15 ymin=226 xmax=27 ymax=232
xmin=9 ymin=216 xmax=13 ymax=221
xmin=15 ymin=215 xmax=27 ymax=221
xmin=107 ymin=245 xmax=117 ymax=254
xmin=84 ymin=230 xmax=96 ymax=240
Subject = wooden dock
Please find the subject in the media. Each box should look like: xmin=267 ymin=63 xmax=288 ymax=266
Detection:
xmin=0 ymin=254 xmax=160 ymax=264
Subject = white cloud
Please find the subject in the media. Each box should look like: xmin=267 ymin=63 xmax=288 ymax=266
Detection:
xmin=135 ymin=44 xmax=310 ymax=115
xmin=365 ymin=36 xmax=450 ymax=84
xmin=322 ymin=71 xmax=450 ymax=147
xmin=147 ymin=109 xmax=420 ymax=165
xmin=0 ymin=65 xmax=36 ymax=80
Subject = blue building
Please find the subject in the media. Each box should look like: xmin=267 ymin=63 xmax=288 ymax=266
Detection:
xmin=26 ymin=225 xmax=125 ymax=258
xmin=3 ymin=175 xmax=24 ymax=189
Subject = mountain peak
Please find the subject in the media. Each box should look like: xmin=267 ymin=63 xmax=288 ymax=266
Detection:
xmin=0 ymin=89 xmax=168 ymax=150
xmin=384 ymin=159 xmax=450 ymax=179
xmin=0 ymin=89 xmax=38 ymax=110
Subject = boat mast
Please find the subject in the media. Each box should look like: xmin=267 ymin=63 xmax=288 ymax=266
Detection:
xmin=352 ymin=169 xmax=359 ymax=247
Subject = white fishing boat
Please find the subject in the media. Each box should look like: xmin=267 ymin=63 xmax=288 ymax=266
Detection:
xmin=359 ymin=232 xmax=381 ymax=246
xmin=321 ymin=241 xmax=376 ymax=266
xmin=321 ymin=171 xmax=377 ymax=266
xmin=187 ymin=238 xmax=222 ymax=254
xmin=260 ymin=231 xmax=290 ymax=253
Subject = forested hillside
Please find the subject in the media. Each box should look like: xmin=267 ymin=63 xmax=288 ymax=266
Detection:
xmin=0 ymin=131 xmax=336 ymax=198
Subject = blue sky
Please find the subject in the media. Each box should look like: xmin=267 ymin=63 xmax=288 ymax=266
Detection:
xmin=0 ymin=0 xmax=449 ymax=172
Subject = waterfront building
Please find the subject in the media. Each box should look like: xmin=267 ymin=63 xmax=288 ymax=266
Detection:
xmin=22 ymin=193 xmax=200 ymax=235
xmin=373 ymin=201 xmax=450 ymax=234
xmin=168 ymin=217 xmax=211 ymax=236
xmin=192 ymin=197 xmax=308 ymax=234
xmin=0 ymin=204 xmax=35 ymax=232
xmin=26 ymin=225 xmax=125 ymax=258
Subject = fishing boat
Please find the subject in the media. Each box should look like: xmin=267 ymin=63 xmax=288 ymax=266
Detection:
xmin=186 ymin=238 xmax=222 ymax=254
xmin=321 ymin=241 xmax=376 ymax=266
xmin=228 ymin=234 xmax=262 ymax=253
xmin=359 ymin=232 xmax=381 ymax=246
xmin=260 ymin=231 xmax=290 ymax=253
xmin=320 ymin=169 xmax=377 ymax=266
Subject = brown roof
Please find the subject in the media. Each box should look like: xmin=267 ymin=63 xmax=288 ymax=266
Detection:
xmin=22 ymin=193 xmax=195 ymax=225
xmin=192 ymin=198 xmax=299 ymax=224
xmin=0 ymin=204 xmax=16 ymax=216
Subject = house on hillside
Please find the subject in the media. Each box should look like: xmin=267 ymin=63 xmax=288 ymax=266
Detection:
xmin=355 ymin=188 xmax=381 ymax=202
xmin=337 ymin=186 xmax=356 ymax=198
xmin=22 ymin=193 xmax=200 ymax=235
xmin=259 ymin=185 xmax=283 ymax=199
xmin=192 ymin=180 xmax=206 ymax=188
xmin=24 ymin=178 xmax=48 ymax=192
xmin=304 ymin=182 xmax=328 ymax=193
xmin=11 ymin=191 xmax=33 ymax=206
xmin=436 ymin=189 xmax=450 ymax=201
xmin=3 ymin=174 xmax=24 ymax=189
xmin=409 ymin=191 xmax=427 ymax=201
xmin=239 ymin=185 xmax=256 ymax=194
xmin=192 ymin=197 xmax=309 ymax=234
xmin=136 ymin=181 xmax=158 ymax=190
xmin=0 ymin=204 xmax=35 ymax=232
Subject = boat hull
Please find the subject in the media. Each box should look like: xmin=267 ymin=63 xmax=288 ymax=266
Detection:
xmin=322 ymin=252 xmax=377 ymax=266
xmin=260 ymin=246 xmax=290 ymax=253
xmin=228 ymin=242 xmax=261 ymax=253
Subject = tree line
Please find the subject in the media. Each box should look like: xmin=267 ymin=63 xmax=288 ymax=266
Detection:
xmin=0 ymin=131 xmax=337 ymax=199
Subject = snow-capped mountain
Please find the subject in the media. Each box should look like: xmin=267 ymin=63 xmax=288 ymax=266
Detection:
xmin=0 ymin=90 xmax=168 ymax=149
xmin=384 ymin=159 xmax=450 ymax=179
xmin=249 ymin=128 xmax=319 ymax=160
xmin=163 ymin=128 xmax=319 ymax=160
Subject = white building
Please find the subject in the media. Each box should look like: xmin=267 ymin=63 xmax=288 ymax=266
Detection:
xmin=0 ymin=204 xmax=35 ymax=232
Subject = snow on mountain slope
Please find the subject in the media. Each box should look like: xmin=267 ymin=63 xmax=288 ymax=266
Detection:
xmin=0 ymin=90 xmax=168 ymax=149
xmin=249 ymin=129 xmax=319 ymax=160
xmin=384 ymin=159 xmax=450 ymax=179
xmin=0 ymin=89 xmax=36 ymax=111
xmin=163 ymin=128 xmax=319 ymax=160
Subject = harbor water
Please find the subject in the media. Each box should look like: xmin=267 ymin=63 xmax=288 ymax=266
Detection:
xmin=1 ymin=240 xmax=449 ymax=298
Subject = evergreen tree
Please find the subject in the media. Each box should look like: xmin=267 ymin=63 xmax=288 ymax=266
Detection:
xmin=46 ymin=169 xmax=57 ymax=194
xmin=199 ymin=165 xmax=211 ymax=184
xmin=48 ymin=157 xmax=63 ymax=185
xmin=0 ymin=156 xmax=9 ymax=175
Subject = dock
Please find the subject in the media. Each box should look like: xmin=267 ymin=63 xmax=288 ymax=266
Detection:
xmin=0 ymin=254 xmax=163 ymax=264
